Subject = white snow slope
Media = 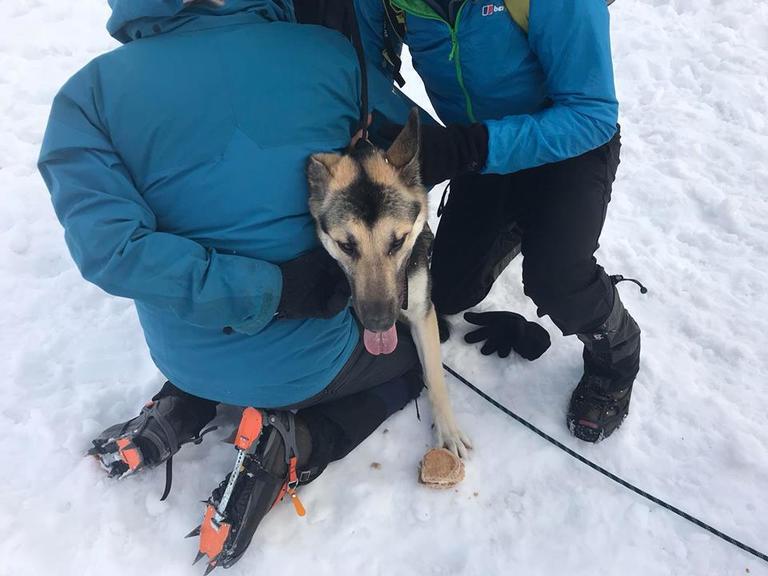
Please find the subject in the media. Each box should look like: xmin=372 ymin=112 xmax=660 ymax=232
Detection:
xmin=2 ymin=1 xmax=767 ymax=575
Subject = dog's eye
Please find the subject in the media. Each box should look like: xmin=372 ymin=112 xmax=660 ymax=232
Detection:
xmin=337 ymin=241 xmax=356 ymax=256
xmin=389 ymin=236 xmax=406 ymax=255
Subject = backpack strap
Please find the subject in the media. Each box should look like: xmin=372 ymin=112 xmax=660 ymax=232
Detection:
xmin=382 ymin=0 xmax=407 ymax=87
xmin=504 ymin=0 xmax=615 ymax=35
xmin=503 ymin=0 xmax=529 ymax=33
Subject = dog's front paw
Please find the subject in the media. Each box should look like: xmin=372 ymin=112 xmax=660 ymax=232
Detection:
xmin=434 ymin=413 xmax=472 ymax=459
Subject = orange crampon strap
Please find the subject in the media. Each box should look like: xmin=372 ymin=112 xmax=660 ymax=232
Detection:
xmin=288 ymin=455 xmax=299 ymax=485
xmin=115 ymin=437 xmax=142 ymax=471
xmin=286 ymin=455 xmax=306 ymax=517
xmin=286 ymin=485 xmax=305 ymax=517
xmin=263 ymin=413 xmax=308 ymax=517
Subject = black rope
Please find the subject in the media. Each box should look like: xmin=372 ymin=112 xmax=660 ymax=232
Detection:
xmin=442 ymin=363 xmax=768 ymax=565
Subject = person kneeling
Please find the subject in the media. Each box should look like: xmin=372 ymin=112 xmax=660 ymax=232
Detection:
xmin=38 ymin=0 xmax=421 ymax=569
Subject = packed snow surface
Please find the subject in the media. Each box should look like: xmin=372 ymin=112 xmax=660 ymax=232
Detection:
xmin=1 ymin=1 xmax=767 ymax=575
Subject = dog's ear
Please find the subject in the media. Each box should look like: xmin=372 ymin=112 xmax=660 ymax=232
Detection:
xmin=306 ymin=153 xmax=342 ymax=202
xmin=386 ymin=108 xmax=421 ymax=187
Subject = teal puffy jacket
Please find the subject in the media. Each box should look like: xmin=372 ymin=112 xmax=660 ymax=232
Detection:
xmin=39 ymin=0 xmax=382 ymax=407
xmin=355 ymin=0 xmax=619 ymax=174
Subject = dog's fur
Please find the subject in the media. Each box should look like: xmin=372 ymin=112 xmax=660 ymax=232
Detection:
xmin=306 ymin=110 xmax=470 ymax=457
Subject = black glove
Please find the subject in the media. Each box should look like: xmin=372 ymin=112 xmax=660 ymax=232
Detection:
xmin=377 ymin=116 xmax=489 ymax=188
xmin=464 ymin=311 xmax=551 ymax=361
xmin=277 ymin=248 xmax=351 ymax=320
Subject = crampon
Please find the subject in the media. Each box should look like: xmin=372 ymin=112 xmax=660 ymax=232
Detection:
xmin=87 ymin=394 xmax=217 ymax=499
xmin=187 ymin=408 xmax=308 ymax=573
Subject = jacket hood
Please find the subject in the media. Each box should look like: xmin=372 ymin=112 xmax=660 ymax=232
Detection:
xmin=107 ymin=0 xmax=295 ymax=44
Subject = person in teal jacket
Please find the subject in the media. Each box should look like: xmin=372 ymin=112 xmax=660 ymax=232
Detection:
xmin=356 ymin=0 xmax=643 ymax=442
xmin=38 ymin=0 xmax=424 ymax=568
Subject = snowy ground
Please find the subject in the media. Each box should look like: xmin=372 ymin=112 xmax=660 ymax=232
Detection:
xmin=2 ymin=1 xmax=768 ymax=575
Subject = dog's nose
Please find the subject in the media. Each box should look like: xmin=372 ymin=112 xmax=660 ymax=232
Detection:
xmin=358 ymin=300 xmax=396 ymax=332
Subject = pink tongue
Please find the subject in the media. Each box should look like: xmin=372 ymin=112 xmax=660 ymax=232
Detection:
xmin=363 ymin=325 xmax=398 ymax=355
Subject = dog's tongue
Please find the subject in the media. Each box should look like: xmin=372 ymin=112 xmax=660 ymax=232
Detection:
xmin=363 ymin=325 xmax=398 ymax=355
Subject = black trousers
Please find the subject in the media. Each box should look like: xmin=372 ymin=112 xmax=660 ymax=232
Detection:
xmin=287 ymin=321 xmax=422 ymax=469
xmin=430 ymin=129 xmax=622 ymax=336
xmin=159 ymin=321 xmax=422 ymax=471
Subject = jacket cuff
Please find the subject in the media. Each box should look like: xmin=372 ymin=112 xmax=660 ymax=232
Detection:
xmin=231 ymin=263 xmax=283 ymax=335
xmin=465 ymin=122 xmax=489 ymax=173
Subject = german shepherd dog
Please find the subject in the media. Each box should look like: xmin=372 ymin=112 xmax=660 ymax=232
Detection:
xmin=306 ymin=110 xmax=470 ymax=458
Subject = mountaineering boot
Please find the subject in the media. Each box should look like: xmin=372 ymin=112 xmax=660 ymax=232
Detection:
xmin=191 ymin=410 xmax=313 ymax=573
xmin=88 ymin=382 xmax=217 ymax=495
xmin=567 ymin=285 xmax=641 ymax=443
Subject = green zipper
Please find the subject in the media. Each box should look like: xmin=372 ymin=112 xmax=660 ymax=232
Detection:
xmin=449 ymin=3 xmax=476 ymax=122
xmin=389 ymin=0 xmax=477 ymax=122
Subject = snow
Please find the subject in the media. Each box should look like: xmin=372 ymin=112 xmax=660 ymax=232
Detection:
xmin=1 ymin=1 xmax=768 ymax=575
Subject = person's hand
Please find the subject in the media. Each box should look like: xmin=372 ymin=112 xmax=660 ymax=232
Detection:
xmin=350 ymin=114 xmax=372 ymax=148
xmin=277 ymin=248 xmax=351 ymax=319
xmin=377 ymin=115 xmax=489 ymax=187
xmin=464 ymin=311 xmax=551 ymax=360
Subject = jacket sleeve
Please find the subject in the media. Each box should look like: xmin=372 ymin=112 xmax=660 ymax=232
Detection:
xmin=483 ymin=0 xmax=619 ymax=175
xmin=37 ymin=73 xmax=282 ymax=335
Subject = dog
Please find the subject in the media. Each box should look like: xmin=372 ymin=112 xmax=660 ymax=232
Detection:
xmin=306 ymin=109 xmax=470 ymax=458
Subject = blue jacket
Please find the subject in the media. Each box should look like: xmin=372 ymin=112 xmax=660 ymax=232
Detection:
xmin=38 ymin=0 xmax=366 ymax=407
xmin=355 ymin=0 xmax=619 ymax=174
